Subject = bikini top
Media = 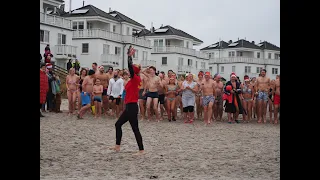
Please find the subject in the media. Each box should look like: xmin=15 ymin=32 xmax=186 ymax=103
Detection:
xmin=242 ymin=84 xmax=252 ymax=94
xmin=68 ymin=79 xmax=76 ymax=85
xmin=167 ymin=85 xmax=177 ymax=91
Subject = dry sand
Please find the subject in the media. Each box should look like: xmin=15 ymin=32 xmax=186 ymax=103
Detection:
xmin=40 ymin=99 xmax=280 ymax=180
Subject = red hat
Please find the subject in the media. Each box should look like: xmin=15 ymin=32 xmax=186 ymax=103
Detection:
xmin=133 ymin=64 xmax=140 ymax=74
xmin=205 ymin=72 xmax=210 ymax=76
xmin=244 ymin=76 xmax=250 ymax=81
xmin=226 ymin=85 xmax=232 ymax=91
xmin=46 ymin=63 xmax=52 ymax=69
xmin=230 ymin=72 xmax=236 ymax=77
xmin=198 ymin=72 xmax=204 ymax=76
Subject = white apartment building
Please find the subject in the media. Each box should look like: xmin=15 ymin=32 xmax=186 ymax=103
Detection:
xmin=40 ymin=0 xmax=77 ymax=68
xmin=61 ymin=4 xmax=152 ymax=69
xmin=200 ymin=39 xmax=280 ymax=80
xmin=138 ymin=25 xmax=209 ymax=76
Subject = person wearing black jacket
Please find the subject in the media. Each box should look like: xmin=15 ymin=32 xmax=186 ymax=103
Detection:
xmin=67 ymin=59 xmax=72 ymax=71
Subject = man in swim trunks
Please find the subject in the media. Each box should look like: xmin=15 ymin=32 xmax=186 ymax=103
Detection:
xmin=96 ymin=66 xmax=109 ymax=116
xmin=138 ymin=69 xmax=147 ymax=120
xmin=142 ymin=66 xmax=161 ymax=121
xmin=78 ymin=69 xmax=95 ymax=119
xmin=157 ymin=72 xmax=166 ymax=120
xmin=255 ymin=69 xmax=271 ymax=123
xmin=273 ymin=74 xmax=280 ymax=124
xmin=200 ymin=72 xmax=216 ymax=125
xmin=213 ymin=74 xmax=224 ymax=121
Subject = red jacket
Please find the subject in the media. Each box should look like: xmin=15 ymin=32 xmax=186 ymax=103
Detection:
xmin=40 ymin=70 xmax=49 ymax=104
xmin=124 ymin=72 xmax=141 ymax=104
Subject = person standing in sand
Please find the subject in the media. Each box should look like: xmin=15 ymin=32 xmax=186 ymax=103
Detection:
xmin=157 ymin=72 xmax=167 ymax=121
xmin=273 ymin=75 xmax=280 ymax=124
xmin=107 ymin=70 xmax=124 ymax=118
xmin=77 ymin=68 xmax=87 ymax=112
xmin=165 ymin=78 xmax=178 ymax=121
xmin=95 ymin=66 xmax=109 ymax=116
xmin=195 ymin=72 xmax=204 ymax=120
xmin=110 ymin=46 xmax=145 ymax=156
xmin=241 ymin=75 xmax=255 ymax=123
xmin=181 ymin=73 xmax=198 ymax=123
xmin=200 ymin=72 xmax=216 ymax=125
xmin=255 ymin=69 xmax=271 ymax=123
xmin=213 ymin=74 xmax=224 ymax=121
xmin=40 ymin=63 xmax=49 ymax=117
xmin=92 ymin=78 xmax=103 ymax=118
xmin=138 ymin=71 xmax=147 ymax=121
xmin=77 ymin=69 xmax=95 ymax=119
xmin=142 ymin=66 xmax=161 ymax=122
xmin=66 ymin=68 xmax=80 ymax=115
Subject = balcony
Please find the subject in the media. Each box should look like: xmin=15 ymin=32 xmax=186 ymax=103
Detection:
xmin=152 ymin=46 xmax=209 ymax=59
xmin=177 ymin=65 xmax=191 ymax=74
xmin=54 ymin=45 xmax=77 ymax=59
xmin=40 ymin=12 xmax=72 ymax=29
xmin=73 ymin=29 xmax=151 ymax=48
xmin=100 ymin=54 xmax=121 ymax=67
xmin=209 ymin=57 xmax=280 ymax=66
xmin=140 ymin=60 xmax=156 ymax=68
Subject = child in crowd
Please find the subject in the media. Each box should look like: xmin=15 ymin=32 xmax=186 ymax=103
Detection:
xmin=92 ymin=78 xmax=103 ymax=118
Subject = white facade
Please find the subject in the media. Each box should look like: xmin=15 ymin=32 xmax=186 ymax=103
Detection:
xmin=201 ymin=46 xmax=280 ymax=81
xmin=40 ymin=0 xmax=77 ymax=69
xmin=145 ymin=35 xmax=209 ymax=76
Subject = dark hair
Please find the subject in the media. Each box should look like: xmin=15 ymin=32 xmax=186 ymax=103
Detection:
xmin=108 ymin=67 xmax=113 ymax=71
xmin=160 ymin=71 xmax=165 ymax=75
xmin=149 ymin=66 xmax=156 ymax=72
xmin=168 ymin=70 xmax=173 ymax=73
xmin=80 ymin=68 xmax=88 ymax=76
xmin=40 ymin=63 xmax=46 ymax=68
xmin=244 ymin=75 xmax=249 ymax=78
xmin=261 ymin=69 xmax=267 ymax=73
xmin=88 ymin=69 xmax=95 ymax=75
xmin=92 ymin=62 xmax=97 ymax=66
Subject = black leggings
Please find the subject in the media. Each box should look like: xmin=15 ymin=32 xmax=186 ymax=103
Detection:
xmin=115 ymin=103 xmax=144 ymax=150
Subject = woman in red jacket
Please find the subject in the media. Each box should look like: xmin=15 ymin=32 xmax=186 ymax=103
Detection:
xmin=40 ymin=63 xmax=49 ymax=117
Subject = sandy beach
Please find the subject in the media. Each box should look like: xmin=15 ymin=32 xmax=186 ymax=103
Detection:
xmin=40 ymin=99 xmax=280 ymax=180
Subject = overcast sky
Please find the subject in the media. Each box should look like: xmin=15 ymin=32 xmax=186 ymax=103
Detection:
xmin=65 ymin=0 xmax=280 ymax=50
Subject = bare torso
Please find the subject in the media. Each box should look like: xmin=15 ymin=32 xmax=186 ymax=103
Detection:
xmin=147 ymin=76 xmax=160 ymax=92
xmin=213 ymin=81 xmax=224 ymax=96
xmin=93 ymin=85 xmax=103 ymax=96
xmin=158 ymin=78 xmax=166 ymax=94
xmin=202 ymin=79 xmax=215 ymax=96
xmin=140 ymin=74 xmax=146 ymax=90
xmin=274 ymin=79 xmax=280 ymax=96
xmin=83 ymin=76 xmax=94 ymax=93
xmin=96 ymin=73 xmax=109 ymax=89
xmin=66 ymin=75 xmax=79 ymax=91
xmin=256 ymin=76 xmax=270 ymax=92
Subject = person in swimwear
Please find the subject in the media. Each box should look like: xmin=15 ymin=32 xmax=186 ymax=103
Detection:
xmin=158 ymin=72 xmax=167 ymax=121
xmin=92 ymin=78 xmax=103 ymax=118
xmin=66 ymin=68 xmax=80 ymax=115
xmin=195 ymin=72 xmax=204 ymax=120
xmin=255 ymin=69 xmax=271 ymax=123
xmin=241 ymin=75 xmax=255 ymax=123
xmin=77 ymin=69 xmax=95 ymax=119
xmin=200 ymin=72 xmax=216 ymax=125
xmin=273 ymin=75 xmax=280 ymax=124
xmin=250 ymin=77 xmax=257 ymax=119
xmin=165 ymin=78 xmax=178 ymax=121
xmin=213 ymin=74 xmax=224 ymax=121
xmin=77 ymin=68 xmax=87 ymax=111
xmin=95 ymin=66 xmax=109 ymax=116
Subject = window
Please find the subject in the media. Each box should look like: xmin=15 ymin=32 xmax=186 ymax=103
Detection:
xmin=162 ymin=57 xmax=167 ymax=65
xmin=257 ymin=52 xmax=260 ymax=58
xmin=188 ymin=59 xmax=192 ymax=66
xmin=221 ymin=66 xmax=224 ymax=73
xmin=40 ymin=30 xmax=49 ymax=43
xmin=268 ymin=53 xmax=272 ymax=59
xmin=229 ymin=51 xmax=235 ymax=57
xmin=275 ymin=54 xmax=280 ymax=59
xmin=87 ymin=22 xmax=93 ymax=29
xmin=115 ymin=47 xmax=121 ymax=56
xmin=232 ymin=66 xmax=236 ymax=72
xmin=245 ymin=66 xmax=251 ymax=73
xmin=82 ymin=43 xmax=89 ymax=53
xmin=201 ymin=62 xmax=205 ymax=69
xmin=236 ymin=51 xmax=243 ymax=56
xmin=256 ymin=67 xmax=262 ymax=73
xmin=103 ymin=44 xmax=110 ymax=54
xmin=143 ymin=51 xmax=148 ymax=60
xmin=228 ymin=52 xmax=231 ymax=57
xmin=178 ymin=57 xmax=183 ymax=66
xmin=208 ymin=53 xmax=211 ymax=59
xmin=186 ymin=41 xmax=189 ymax=48
xmin=165 ymin=40 xmax=171 ymax=46
xmin=208 ymin=52 xmax=214 ymax=58
xmin=196 ymin=61 xmax=198 ymax=69
xmin=57 ymin=33 xmax=66 ymax=45
xmin=272 ymin=68 xmax=278 ymax=74
xmin=126 ymin=27 xmax=130 ymax=35
xmin=113 ymin=25 xmax=116 ymax=32
xmin=154 ymin=39 xmax=164 ymax=47
xmin=133 ymin=49 xmax=138 ymax=58
xmin=72 ymin=21 xmax=84 ymax=30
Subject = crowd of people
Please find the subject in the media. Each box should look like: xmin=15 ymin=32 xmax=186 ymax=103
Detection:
xmin=40 ymin=54 xmax=280 ymax=126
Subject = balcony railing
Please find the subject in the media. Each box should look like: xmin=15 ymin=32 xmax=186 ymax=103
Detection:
xmin=100 ymin=54 xmax=121 ymax=67
xmin=55 ymin=45 xmax=77 ymax=58
xmin=209 ymin=57 xmax=280 ymax=66
xmin=177 ymin=65 xmax=191 ymax=73
xmin=73 ymin=29 xmax=151 ymax=48
xmin=152 ymin=46 xmax=209 ymax=59
xmin=40 ymin=12 xmax=72 ymax=29
xmin=140 ymin=60 xmax=156 ymax=68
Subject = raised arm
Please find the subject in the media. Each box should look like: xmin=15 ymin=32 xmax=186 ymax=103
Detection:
xmin=128 ymin=56 xmax=134 ymax=78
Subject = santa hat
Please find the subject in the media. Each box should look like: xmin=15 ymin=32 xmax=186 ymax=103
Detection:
xmin=230 ymin=72 xmax=236 ymax=78
xmin=98 ymin=66 xmax=104 ymax=71
xmin=198 ymin=71 xmax=204 ymax=76
xmin=46 ymin=63 xmax=52 ymax=69
xmin=244 ymin=76 xmax=250 ymax=81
